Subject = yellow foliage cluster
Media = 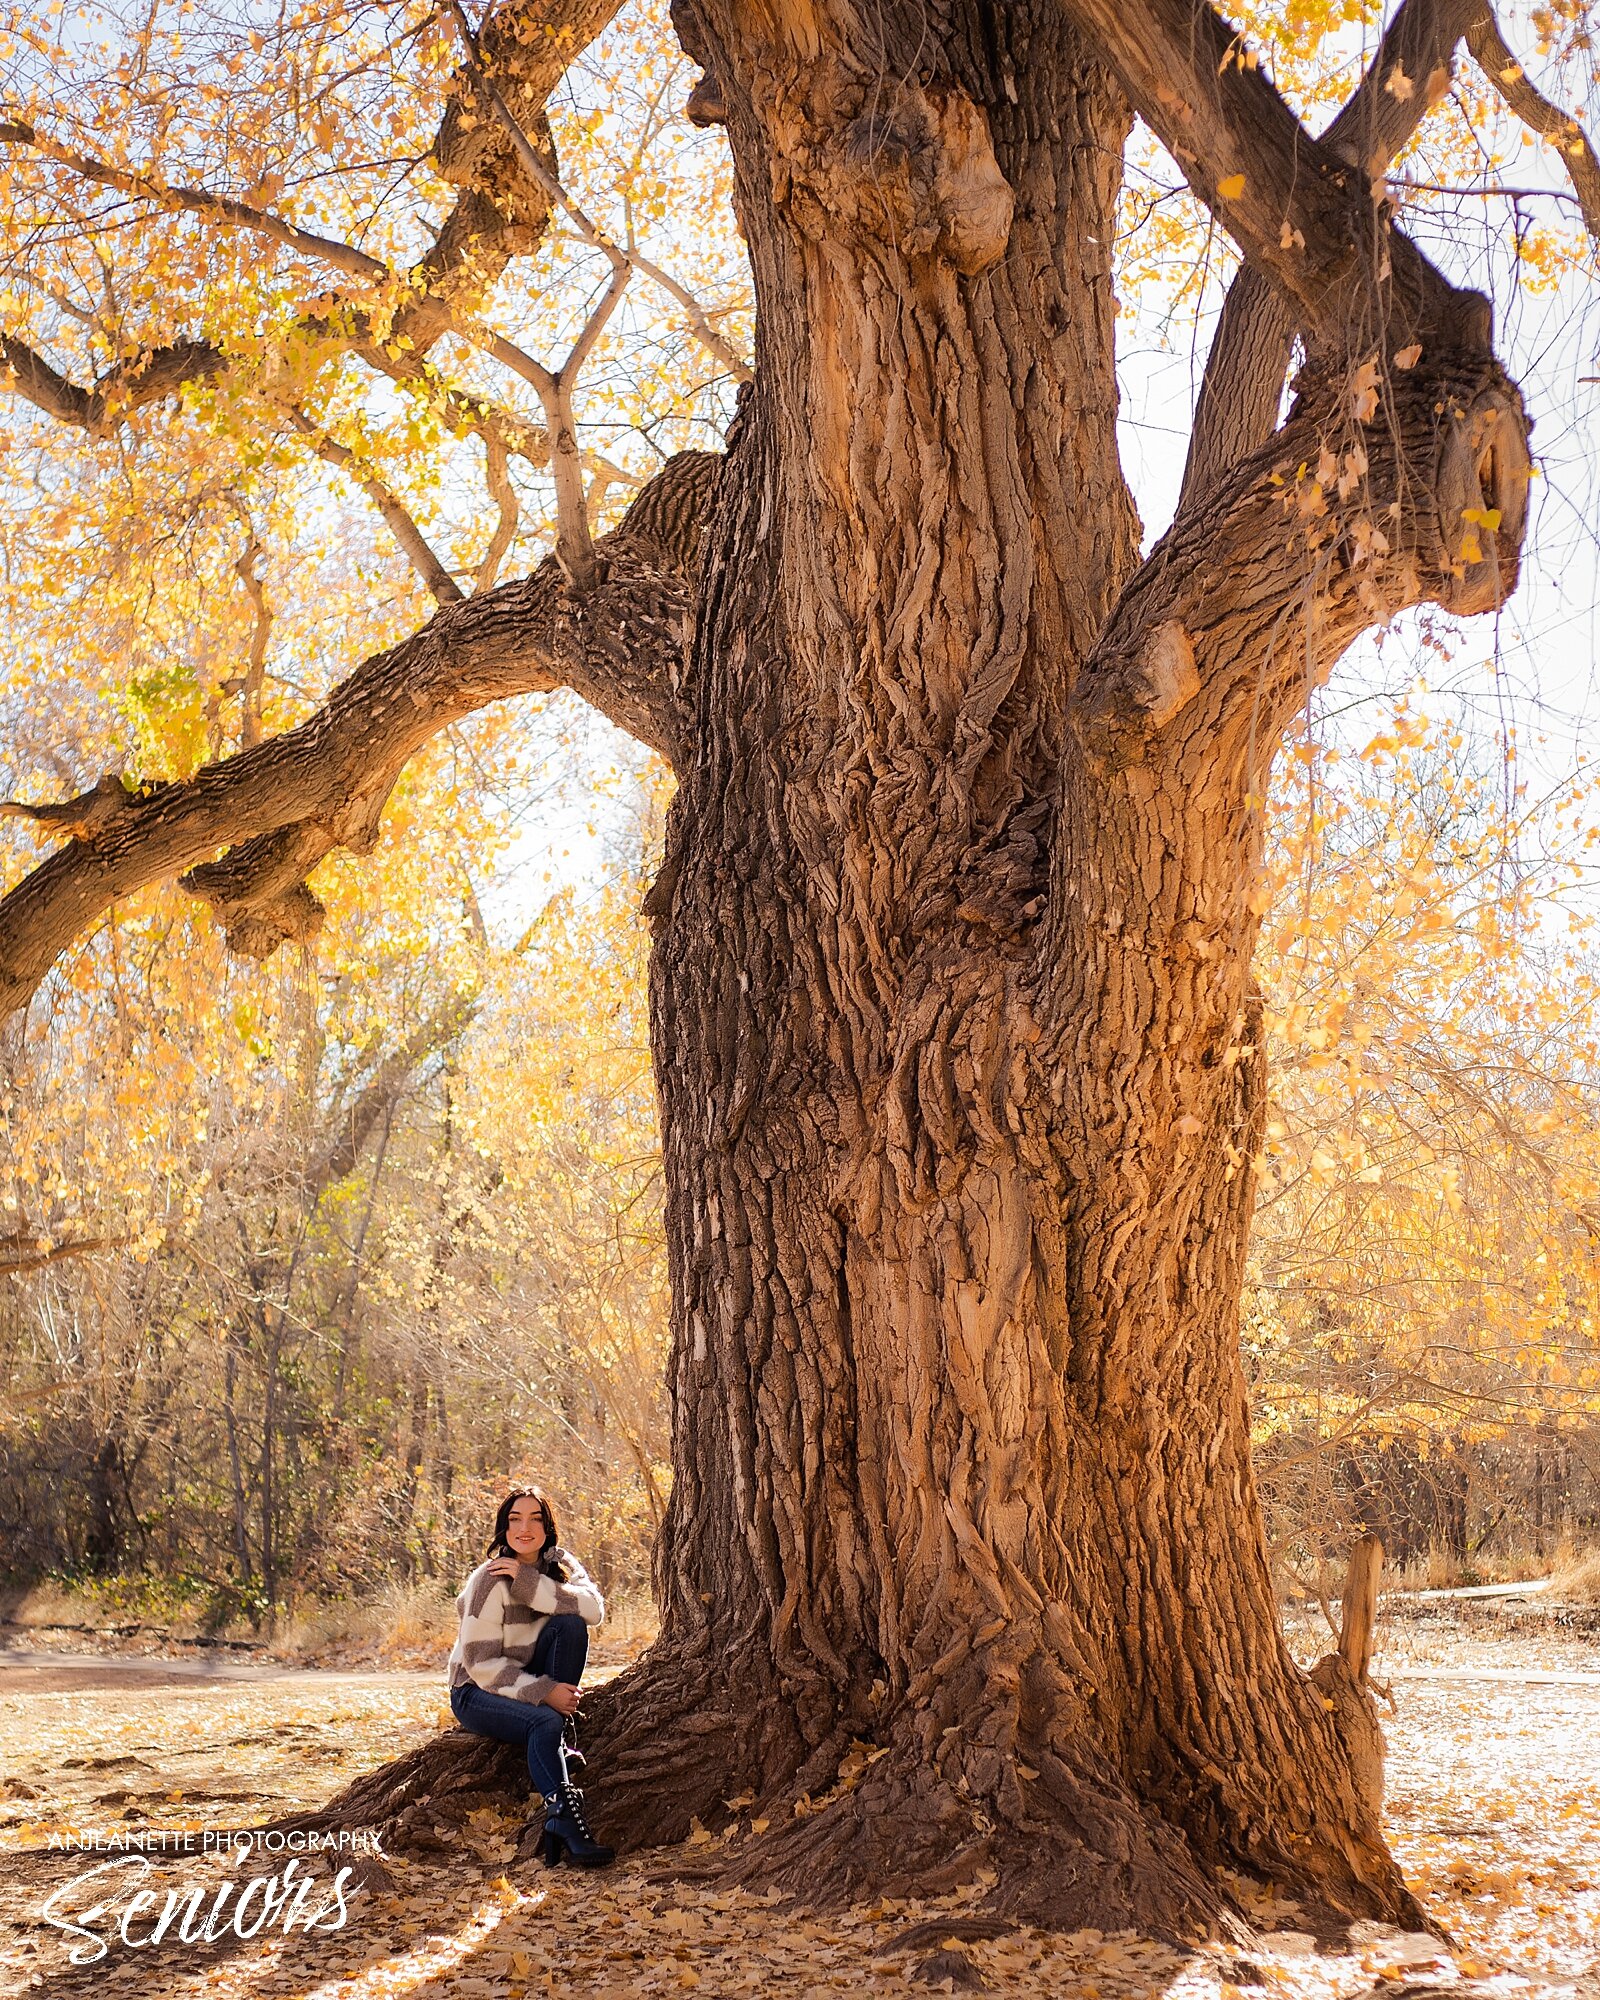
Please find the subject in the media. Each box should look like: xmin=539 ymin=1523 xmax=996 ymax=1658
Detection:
xmin=1246 ymin=689 xmax=1600 ymax=1559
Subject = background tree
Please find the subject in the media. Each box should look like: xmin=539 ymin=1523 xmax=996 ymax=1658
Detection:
xmin=1244 ymin=707 xmax=1600 ymax=1581
xmin=0 ymin=751 xmax=672 ymax=1616
xmin=2 ymin=0 xmax=1598 ymax=1940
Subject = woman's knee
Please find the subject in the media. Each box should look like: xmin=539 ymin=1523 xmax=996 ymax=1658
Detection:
xmin=545 ymin=1613 xmax=587 ymax=1640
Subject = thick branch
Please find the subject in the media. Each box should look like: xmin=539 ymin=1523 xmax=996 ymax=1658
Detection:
xmin=0 ymin=332 xmax=218 ymax=436
xmin=1072 ymin=345 xmax=1530 ymax=780
xmin=1319 ymin=0 xmax=1480 ymax=176
xmin=1060 ymin=0 xmax=1466 ymax=349
xmin=1178 ymin=0 xmax=1498 ymax=509
xmin=1179 ymin=267 xmax=1294 ymax=513
xmin=1466 ymin=9 xmax=1600 ymax=240
xmin=0 ymin=451 xmax=722 ymax=1018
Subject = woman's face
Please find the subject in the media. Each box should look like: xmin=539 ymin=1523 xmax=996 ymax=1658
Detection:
xmin=505 ymin=1495 xmax=547 ymax=1559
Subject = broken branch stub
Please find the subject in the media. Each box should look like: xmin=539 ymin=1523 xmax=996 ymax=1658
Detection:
xmin=1307 ymin=1533 xmax=1387 ymax=1817
xmin=1339 ymin=1531 xmax=1385 ymax=1686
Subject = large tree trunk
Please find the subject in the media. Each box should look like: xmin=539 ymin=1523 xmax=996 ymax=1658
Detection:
xmin=268 ymin=0 xmax=1533 ymax=1938
xmin=577 ymin=4 xmax=1450 ymax=1933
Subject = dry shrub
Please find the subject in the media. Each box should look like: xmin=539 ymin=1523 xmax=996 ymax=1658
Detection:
xmin=269 ymin=1580 xmax=457 ymax=1668
xmin=1549 ymin=1545 xmax=1600 ymax=1605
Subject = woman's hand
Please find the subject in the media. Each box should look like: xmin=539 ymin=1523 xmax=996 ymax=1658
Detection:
xmin=543 ymin=1683 xmax=581 ymax=1718
xmin=484 ymin=1556 xmax=522 ymax=1581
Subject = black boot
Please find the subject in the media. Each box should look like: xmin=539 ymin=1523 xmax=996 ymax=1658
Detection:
xmin=538 ymin=1781 xmax=614 ymax=1868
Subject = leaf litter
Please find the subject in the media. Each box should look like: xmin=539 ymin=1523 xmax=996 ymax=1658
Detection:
xmin=0 ymin=1614 xmax=1593 ymax=1999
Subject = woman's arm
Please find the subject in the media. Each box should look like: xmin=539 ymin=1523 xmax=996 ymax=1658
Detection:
xmin=455 ymin=1571 xmax=561 ymax=1703
xmin=506 ymin=1550 xmax=606 ymax=1627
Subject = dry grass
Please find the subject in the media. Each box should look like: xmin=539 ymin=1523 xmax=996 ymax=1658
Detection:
xmin=266 ymin=1581 xmax=458 ymax=1669
xmin=1548 ymin=1545 xmax=1600 ymax=1605
xmin=0 ymin=1574 xmax=662 ymax=1674
xmin=1376 ymin=1536 xmax=1600 ymax=1600
xmin=1379 ymin=1548 xmax=1553 ymax=1594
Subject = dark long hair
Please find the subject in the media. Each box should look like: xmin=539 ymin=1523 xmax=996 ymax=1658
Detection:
xmin=487 ymin=1485 xmax=570 ymax=1580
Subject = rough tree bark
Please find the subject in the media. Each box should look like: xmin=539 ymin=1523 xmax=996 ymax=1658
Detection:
xmin=2 ymin=0 xmax=1583 ymax=1941
xmin=565 ymin=0 xmax=1528 ymax=1934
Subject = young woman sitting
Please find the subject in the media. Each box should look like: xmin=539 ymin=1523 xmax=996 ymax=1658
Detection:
xmin=446 ymin=1484 xmax=613 ymax=1866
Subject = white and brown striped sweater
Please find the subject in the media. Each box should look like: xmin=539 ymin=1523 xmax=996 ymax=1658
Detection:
xmin=447 ymin=1548 xmax=605 ymax=1705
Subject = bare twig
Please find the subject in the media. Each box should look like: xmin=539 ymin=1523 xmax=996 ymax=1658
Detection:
xmin=1177 ymin=0 xmax=1489 ymax=510
xmin=287 ymin=409 xmax=465 ymax=606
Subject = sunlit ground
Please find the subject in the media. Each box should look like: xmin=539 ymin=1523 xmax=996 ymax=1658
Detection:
xmin=1 ymin=1616 xmax=1594 ymax=1998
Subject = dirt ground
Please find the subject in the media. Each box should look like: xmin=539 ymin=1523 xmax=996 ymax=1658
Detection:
xmin=0 ymin=1609 xmax=1595 ymax=2000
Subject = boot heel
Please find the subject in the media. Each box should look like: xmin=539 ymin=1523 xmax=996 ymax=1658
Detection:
xmin=540 ymin=1829 xmax=565 ymax=1867
xmin=544 ymin=1782 xmax=615 ymax=1867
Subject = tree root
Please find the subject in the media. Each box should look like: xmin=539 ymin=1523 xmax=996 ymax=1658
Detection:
xmin=258 ymin=1727 xmax=528 ymax=1855
xmin=255 ymin=1642 xmax=1424 ymax=1943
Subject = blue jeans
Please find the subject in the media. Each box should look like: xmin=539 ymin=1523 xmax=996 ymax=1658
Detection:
xmin=448 ymin=1612 xmax=590 ymax=1795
